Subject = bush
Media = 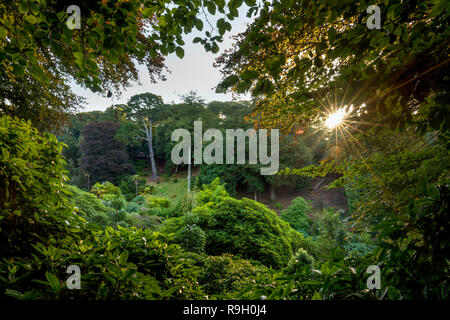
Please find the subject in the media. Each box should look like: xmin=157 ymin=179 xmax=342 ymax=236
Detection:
xmin=273 ymin=202 xmax=283 ymax=209
xmin=187 ymin=179 xmax=306 ymax=268
xmin=146 ymin=197 xmax=170 ymax=209
xmin=0 ymin=226 xmax=204 ymax=299
xmin=279 ymin=197 xmax=312 ymax=234
xmin=285 ymin=248 xmax=315 ymax=274
xmin=312 ymin=208 xmax=349 ymax=258
xmin=139 ymin=185 xmax=155 ymax=196
xmin=174 ymin=212 xmax=206 ymax=253
xmin=132 ymin=195 xmax=146 ymax=205
xmin=129 ymin=214 xmax=163 ymax=230
xmin=64 ymin=184 xmax=112 ymax=227
xmin=125 ymin=201 xmax=141 ymax=214
xmin=0 ymin=116 xmax=84 ymax=258
xmin=198 ymin=254 xmax=267 ymax=296
xmin=91 ymin=181 xmax=121 ymax=199
xmin=118 ymin=175 xmax=136 ymax=201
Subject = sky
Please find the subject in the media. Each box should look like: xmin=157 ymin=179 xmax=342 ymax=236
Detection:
xmin=72 ymin=7 xmax=253 ymax=112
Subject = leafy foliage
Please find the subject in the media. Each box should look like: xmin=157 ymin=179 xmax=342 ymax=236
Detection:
xmin=190 ymin=179 xmax=307 ymax=268
xmin=280 ymin=197 xmax=312 ymax=234
xmin=0 ymin=116 xmax=83 ymax=257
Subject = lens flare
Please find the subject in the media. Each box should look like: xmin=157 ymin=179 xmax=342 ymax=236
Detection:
xmin=325 ymin=108 xmax=346 ymax=129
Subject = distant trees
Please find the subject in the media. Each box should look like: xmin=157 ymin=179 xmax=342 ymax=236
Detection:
xmin=80 ymin=122 xmax=134 ymax=184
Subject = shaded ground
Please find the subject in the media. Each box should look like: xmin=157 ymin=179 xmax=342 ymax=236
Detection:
xmin=237 ymin=178 xmax=348 ymax=215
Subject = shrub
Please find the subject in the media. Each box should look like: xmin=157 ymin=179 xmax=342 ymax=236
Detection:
xmin=187 ymin=179 xmax=306 ymax=268
xmin=280 ymin=197 xmax=312 ymax=234
xmin=139 ymin=185 xmax=155 ymax=196
xmin=132 ymin=195 xmax=146 ymax=205
xmin=0 ymin=116 xmax=84 ymax=258
xmin=286 ymin=248 xmax=315 ymax=273
xmin=273 ymin=202 xmax=283 ymax=209
xmin=64 ymin=184 xmax=112 ymax=227
xmin=174 ymin=212 xmax=206 ymax=253
xmin=125 ymin=201 xmax=141 ymax=214
xmin=91 ymin=181 xmax=121 ymax=199
xmin=146 ymin=197 xmax=170 ymax=209
xmin=129 ymin=214 xmax=163 ymax=230
xmin=0 ymin=226 xmax=204 ymax=299
xmin=198 ymin=254 xmax=267 ymax=296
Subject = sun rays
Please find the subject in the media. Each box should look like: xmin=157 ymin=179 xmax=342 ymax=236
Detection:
xmin=324 ymin=108 xmax=347 ymax=129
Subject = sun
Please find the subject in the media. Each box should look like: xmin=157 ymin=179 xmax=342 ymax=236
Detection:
xmin=325 ymin=108 xmax=346 ymax=129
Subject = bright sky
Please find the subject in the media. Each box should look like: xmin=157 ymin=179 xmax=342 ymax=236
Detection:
xmin=72 ymin=7 xmax=253 ymax=112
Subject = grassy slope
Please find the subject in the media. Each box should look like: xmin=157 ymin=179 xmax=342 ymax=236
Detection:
xmin=146 ymin=176 xmax=188 ymax=206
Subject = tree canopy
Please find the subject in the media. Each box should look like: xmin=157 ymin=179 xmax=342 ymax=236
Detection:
xmin=216 ymin=0 xmax=449 ymax=135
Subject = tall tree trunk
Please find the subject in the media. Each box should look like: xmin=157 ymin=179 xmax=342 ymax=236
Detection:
xmin=143 ymin=119 xmax=158 ymax=180
xmin=270 ymin=184 xmax=276 ymax=201
xmin=187 ymin=147 xmax=191 ymax=193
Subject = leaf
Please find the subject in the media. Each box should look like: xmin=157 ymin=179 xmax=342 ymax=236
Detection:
xmin=45 ymin=272 xmax=60 ymax=292
xmin=0 ymin=26 xmax=7 ymax=40
xmin=118 ymin=250 xmax=129 ymax=265
xmin=5 ymin=289 xmax=24 ymax=299
xmin=240 ymin=69 xmax=259 ymax=80
xmin=431 ymin=0 xmax=446 ymax=17
xmin=175 ymin=46 xmax=184 ymax=59
xmin=206 ymin=2 xmax=216 ymax=15
xmin=195 ymin=19 xmax=203 ymax=31
xmin=328 ymin=27 xmax=336 ymax=42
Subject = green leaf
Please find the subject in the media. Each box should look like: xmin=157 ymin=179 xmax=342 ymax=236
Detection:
xmin=5 ymin=289 xmax=24 ymax=299
xmin=195 ymin=19 xmax=204 ymax=31
xmin=206 ymin=2 xmax=216 ymax=15
xmin=431 ymin=0 xmax=446 ymax=17
xmin=118 ymin=250 xmax=129 ymax=265
xmin=0 ymin=26 xmax=7 ymax=40
xmin=328 ymin=27 xmax=336 ymax=42
xmin=45 ymin=272 xmax=60 ymax=292
xmin=175 ymin=46 xmax=184 ymax=59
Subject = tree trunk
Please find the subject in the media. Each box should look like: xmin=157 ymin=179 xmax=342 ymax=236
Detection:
xmin=143 ymin=119 xmax=158 ymax=180
xmin=313 ymin=178 xmax=326 ymax=191
xmin=187 ymin=147 xmax=191 ymax=193
xmin=270 ymin=184 xmax=276 ymax=201
xmin=254 ymin=191 xmax=257 ymax=201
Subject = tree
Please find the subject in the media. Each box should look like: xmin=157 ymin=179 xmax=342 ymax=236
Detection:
xmin=279 ymin=197 xmax=312 ymax=235
xmin=125 ymin=93 xmax=164 ymax=180
xmin=104 ymin=194 xmax=127 ymax=226
xmin=175 ymin=212 xmax=206 ymax=254
xmin=216 ymin=0 xmax=449 ymax=136
xmin=80 ymin=122 xmax=134 ymax=184
xmin=0 ymin=1 xmax=251 ymax=130
xmin=131 ymin=175 xmax=145 ymax=196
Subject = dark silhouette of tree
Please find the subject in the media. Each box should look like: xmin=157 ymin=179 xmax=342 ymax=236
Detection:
xmin=80 ymin=122 xmax=134 ymax=184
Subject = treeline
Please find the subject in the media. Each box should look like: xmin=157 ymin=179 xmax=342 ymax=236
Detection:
xmin=60 ymin=91 xmax=328 ymax=200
